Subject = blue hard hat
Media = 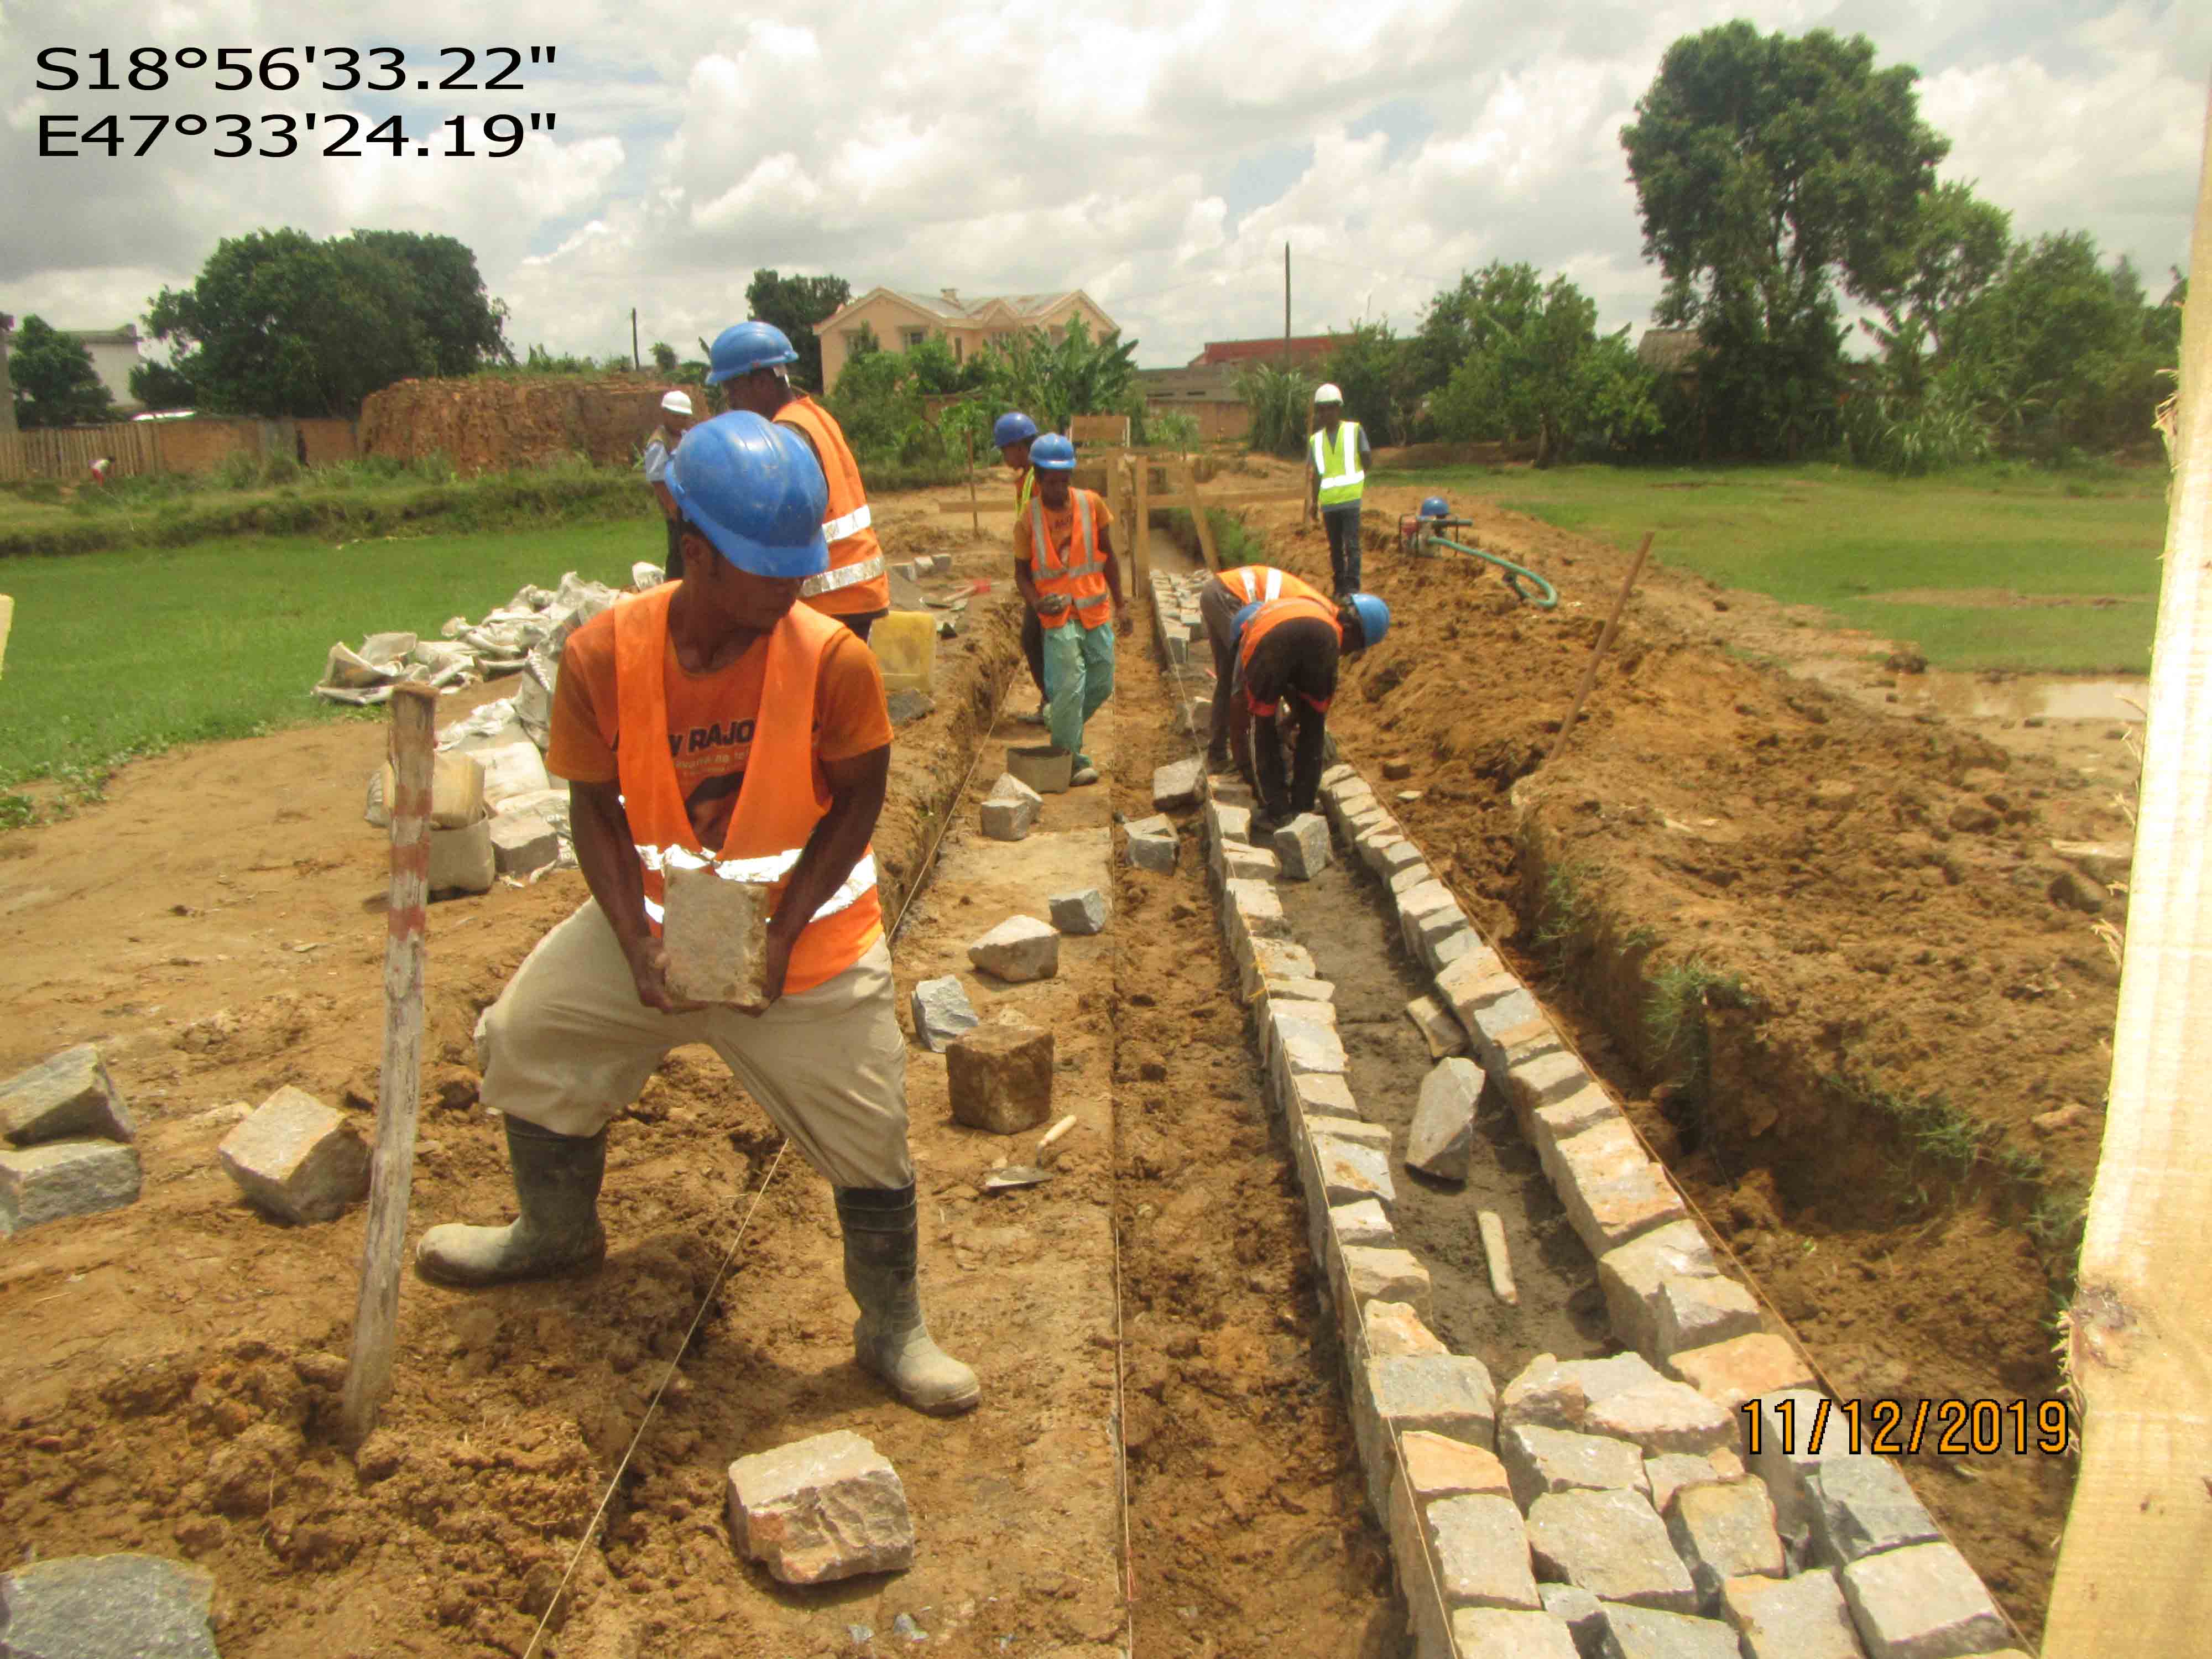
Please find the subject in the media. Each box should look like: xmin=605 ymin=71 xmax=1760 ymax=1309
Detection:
xmin=1343 ymin=593 xmax=1391 ymax=653
xmin=993 ymin=411 xmax=1039 ymax=449
xmin=1030 ymin=433 xmax=1076 ymax=472
xmin=1420 ymin=495 xmax=1451 ymax=519
xmin=666 ymin=413 xmax=828 ymax=579
xmin=1230 ymin=600 xmax=1261 ymax=637
xmin=705 ymin=321 xmax=800 ymax=385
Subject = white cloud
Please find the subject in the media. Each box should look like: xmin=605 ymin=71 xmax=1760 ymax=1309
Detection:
xmin=0 ymin=0 xmax=2197 ymax=371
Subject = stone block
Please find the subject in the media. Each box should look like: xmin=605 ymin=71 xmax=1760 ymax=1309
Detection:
xmin=1217 ymin=842 xmax=1282 ymax=883
xmin=1670 ymin=1335 xmax=1817 ymax=1420
xmin=1427 ymin=1494 xmax=1543 ymax=1612
xmin=946 ymin=1022 xmax=1053 ymax=1134
xmin=1531 ymin=1086 xmax=1626 ymax=1183
xmin=1434 ymin=946 xmax=1519 ymax=1034
xmin=1719 ymin=1568 xmax=1865 ymax=1659
xmin=980 ymin=775 xmax=1041 ymax=841
xmin=1290 ymin=1070 xmax=1361 ymax=1122
xmin=909 ymin=975 xmax=978 ymax=1053
xmin=1224 ymin=877 xmax=1290 ymax=941
xmin=0 ymin=1140 xmax=142 ymax=1235
xmin=1554 ymin=1124 xmax=1688 ymax=1258
xmin=1407 ymin=994 xmax=1469 ymax=1060
xmin=1266 ymin=974 xmax=1338 ymax=1004
xmin=661 ymin=864 xmax=773 ymax=1005
xmin=1595 ymin=1604 xmax=1740 ymax=1659
xmin=1370 ymin=1354 xmax=1498 ymax=1446
xmin=726 ymin=1430 xmax=914 ymax=1585
xmin=1321 ymin=762 xmax=1359 ymax=788
xmin=378 ymin=748 xmax=487 ymax=830
xmin=0 ymin=1552 xmax=218 ymax=1659
xmin=474 ymin=739 xmax=551 ymax=808
xmin=1526 ymin=1488 xmax=1698 ymax=1614
xmin=1583 ymin=1376 xmax=1740 ymax=1459
xmin=1272 ymin=813 xmax=1332 ymax=879
xmin=1239 ymin=936 xmax=1317 ymax=997
xmin=1453 ymin=1608 xmax=1581 ymax=1658
xmin=1501 ymin=1424 xmax=1652 ymax=1510
xmin=1345 ymin=807 xmax=1396 ymax=843
xmin=1405 ymin=1432 xmax=1514 ymax=1501
xmin=1416 ymin=905 xmax=1473 ymax=971
xmin=1838 ymin=1543 xmax=2008 ymax=1659
xmin=1124 ymin=815 xmax=1180 ymax=872
xmin=1396 ymin=879 xmax=1459 ymax=953
xmin=1005 ymin=743 xmax=1072 ymax=795
xmin=217 ymin=1086 xmax=371 ymax=1224
xmin=1667 ymin=1479 xmax=1783 ymax=1606
xmin=1804 ymin=1454 xmax=1941 ymax=1567
xmin=1500 ymin=1354 xmax=1592 ymax=1435
xmin=1645 ymin=1454 xmax=1731 ymax=1520
xmin=1 ymin=1044 xmax=134 ymax=1147
xmin=1259 ymin=997 xmax=1338 ymax=1064
xmin=1540 ymin=1584 xmax=1609 ymax=1658
xmin=1275 ymin=1016 xmax=1349 ymax=1085
xmin=1655 ymin=1276 xmax=1763 ymax=1363
xmin=1204 ymin=800 xmax=1253 ymax=848
xmin=1504 ymin=1050 xmax=1593 ymax=1126
xmin=1597 ymin=1222 xmax=1724 ymax=1360
xmin=1368 ymin=836 xmax=1429 ymax=881
xmin=1365 ymin=1298 xmax=1448 ymax=1357
xmin=1313 ymin=1117 xmax=1391 ymax=1151
xmin=1048 ymin=888 xmax=1109 ymax=935
xmin=967 ymin=915 xmax=1060 ymax=982
xmin=1430 ymin=926 xmax=1484 ymax=970
xmin=1312 ymin=1133 xmax=1396 ymax=1211
xmin=1191 ymin=696 xmax=1212 ymax=733
xmin=499 ymin=784 xmax=571 ymax=839
xmin=1389 ymin=860 xmax=1434 ymax=894
xmin=427 ymin=817 xmax=497 ymax=895
xmin=489 ymin=811 xmax=560 ymax=876
xmin=1332 ymin=1198 xmax=1395 ymax=1249
xmin=1343 ymin=1245 xmax=1432 ymax=1321
xmin=1153 ymin=757 xmax=1206 ymax=811
xmin=1406 ymin=1057 xmax=1482 ymax=1182
xmin=1747 ymin=1390 xmax=1843 ymax=1541
xmin=1324 ymin=784 xmax=1378 ymax=830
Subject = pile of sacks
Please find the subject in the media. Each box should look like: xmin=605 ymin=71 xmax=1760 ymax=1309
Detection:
xmin=354 ymin=567 xmax=649 ymax=894
xmin=315 ymin=565 xmax=656 ymax=712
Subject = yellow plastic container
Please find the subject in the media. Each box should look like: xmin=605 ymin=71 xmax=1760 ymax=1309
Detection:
xmin=870 ymin=609 xmax=937 ymax=696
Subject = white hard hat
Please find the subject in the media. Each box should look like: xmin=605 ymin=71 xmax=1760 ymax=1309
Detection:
xmin=1313 ymin=382 xmax=1344 ymax=404
xmin=661 ymin=390 xmax=695 ymax=416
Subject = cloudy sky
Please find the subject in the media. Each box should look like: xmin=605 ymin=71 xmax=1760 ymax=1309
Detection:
xmin=2 ymin=0 xmax=2203 ymax=374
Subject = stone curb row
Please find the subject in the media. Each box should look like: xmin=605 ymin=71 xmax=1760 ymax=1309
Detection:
xmin=1136 ymin=568 xmax=2027 ymax=1659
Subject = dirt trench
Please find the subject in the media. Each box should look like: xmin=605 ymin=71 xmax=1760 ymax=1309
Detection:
xmin=1198 ymin=486 xmax=2119 ymax=1642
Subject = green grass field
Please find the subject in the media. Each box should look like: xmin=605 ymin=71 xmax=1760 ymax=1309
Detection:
xmin=1379 ymin=461 xmax=2171 ymax=673
xmin=0 ymin=520 xmax=654 ymax=801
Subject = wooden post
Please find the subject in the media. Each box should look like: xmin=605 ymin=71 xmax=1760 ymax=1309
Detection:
xmin=1180 ymin=458 xmax=1220 ymax=572
xmin=964 ymin=429 xmax=980 ymax=539
xmin=1546 ymin=533 xmax=1653 ymax=765
xmin=1133 ymin=452 xmax=1152 ymax=610
xmin=340 ymin=681 xmax=437 ymax=1446
xmin=2043 ymin=87 xmax=2212 ymax=1656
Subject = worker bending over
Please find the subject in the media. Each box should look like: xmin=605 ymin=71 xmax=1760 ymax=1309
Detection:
xmin=641 ymin=390 xmax=695 ymax=579
xmin=710 ymin=321 xmax=891 ymax=640
xmin=994 ymin=410 xmax=1048 ymax=725
xmin=1304 ymin=382 xmax=1371 ymax=597
xmin=1209 ymin=570 xmax=1390 ymax=832
xmin=1015 ymin=434 xmax=1128 ymax=785
xmin=416 ymin=412 xmax=978 ymax=1419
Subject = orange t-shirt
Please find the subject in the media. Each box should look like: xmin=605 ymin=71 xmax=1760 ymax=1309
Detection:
xmin=1013 ymin=488 xmax=1114 ymax=567
xmin=548 ymin=607 xmax=893 ymax=849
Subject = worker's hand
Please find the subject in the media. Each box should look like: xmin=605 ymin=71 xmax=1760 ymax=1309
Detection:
xmin=736 ymin=926 xmax=795 ymax=1019
xmin=624 ymin=937 xmax=708 ymax=1015
xmin=1036 ymin=593 xmax=1071 ymax=618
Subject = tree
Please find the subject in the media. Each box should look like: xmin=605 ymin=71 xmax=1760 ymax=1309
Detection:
xmin=147 ymin=228 xmax=442 ymax=415
xmin=1428 ymin=274 xmax=1661 ymax=463
xmin=649 ymin=341 xmax=679 ymax=374
xmin=744 ymin=269 xmax=852 ymax=392
xmin=8 ymin=316 xmax=114 ymax=428
xmin=974 ymin=319 xmax=1140 ymax=435
xmin=1623 ymin=23 xmax=1949 ymax=456
xmin=128 ymin=357 xmax=197 ymax=410
xmin=1407 ymin=262 xmax=1548 ymax=397
xmin=902 ymin=335 xmax=984 ymax=395
xmin=1319 ymin=321 xmax=1417 ymax=446
xmin=346 ymin=229 xmax=510 ymax=373
xmin=1863 ymin=181 xmax=2011 ymax=391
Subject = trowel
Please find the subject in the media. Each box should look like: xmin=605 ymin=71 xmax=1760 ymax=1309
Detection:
xmin=980 ymin=1114 xmax=1080 ymax=1193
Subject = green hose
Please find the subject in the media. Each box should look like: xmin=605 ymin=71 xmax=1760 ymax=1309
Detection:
xmin=1414 ymin=526 xmax=1560 ymax=609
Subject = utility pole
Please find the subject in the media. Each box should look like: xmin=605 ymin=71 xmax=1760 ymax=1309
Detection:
xmin=1282 ymin=244 xmax=1291 ymax=367
xmin=631 ymin=309 xmax=640 ymax=371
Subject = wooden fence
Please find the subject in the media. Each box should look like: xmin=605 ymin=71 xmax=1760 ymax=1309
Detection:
xmin=0 ymin=416 xmax=358 ymax=483
xmin=0 ymin=421 xmax=159 ymax=482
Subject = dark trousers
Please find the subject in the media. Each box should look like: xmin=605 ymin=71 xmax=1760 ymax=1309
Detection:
xmin=1021 ymin=606 xmax=1046 ymax=697
xmin=1198 ymin=581 xmax=1242 ymax=760
xmin=1322 ymin=504 xmax=1362 ymax=594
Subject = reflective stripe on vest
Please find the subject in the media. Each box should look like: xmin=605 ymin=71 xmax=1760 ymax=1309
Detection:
xmin=612 ymin=585 xmax=882 ymax=993
xmin=775 ymin=397 xmax=890 ymax=615
xmin=1218 ymin=565 xmax=1325 ymax=609
xmin=1027 ymin=490 xmax=1112 ymax=630
xmin=1311 ymin=421 xmax=1365 ymax=507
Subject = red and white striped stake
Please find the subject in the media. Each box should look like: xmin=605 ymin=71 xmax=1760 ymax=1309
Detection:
xmin=341 ymin=681 xmax=437 ymax=1445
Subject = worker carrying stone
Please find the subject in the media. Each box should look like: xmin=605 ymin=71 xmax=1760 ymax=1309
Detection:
xmin=1303 ymin=383 xmax=1371 ymax=597
xmin=1015 ymin=434 xmax=1128 ymax=786
xmin=993 ymin=410 xmax=1049 ymax=726
xmin=641 ymin=389 xmax=695 ymax=579
xmin=1201 ymin=564 xmax=1390 ymax=831
xmin=709 ymin=321 xmax=892 ymax=640
xmin=416 ymin=411 xmax=978 ymax=1418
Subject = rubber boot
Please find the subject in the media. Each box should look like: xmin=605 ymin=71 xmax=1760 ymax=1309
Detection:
xmin=837 ymin=1185 xmax=980 ymax=1416
xmin=415 ymin=1115 xmax=607 ymax=1287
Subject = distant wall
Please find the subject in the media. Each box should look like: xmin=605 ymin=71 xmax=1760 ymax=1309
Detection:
xmin=298 ymin=418 xmax=358 ymax=466
xmin=0 ymin=415 xmax=363 ymax=481
xmin=1149 ymin=398 xmax=1250 ymax=442
xmin=359 ymin=376 xmax=681 ymax=473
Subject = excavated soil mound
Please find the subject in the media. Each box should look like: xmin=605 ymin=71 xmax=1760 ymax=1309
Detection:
xmin=361 ymin=377 xmax=687 ymax=474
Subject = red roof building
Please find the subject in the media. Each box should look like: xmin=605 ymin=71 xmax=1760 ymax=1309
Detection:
xmin=1187 ymin=335 xmax=1344 ymax=368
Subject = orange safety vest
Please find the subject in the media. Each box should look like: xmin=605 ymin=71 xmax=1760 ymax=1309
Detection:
xmin=613 ymin=585 xmax=883 ymax=994
xmin=1236 ymin=593 xmax=1342 ymax=714
xmin=1026 ymin=489 xmax=1112 ymax=631
xmin=775 ymin=396 xmax=889 ymax=618
xmin=1215 ymin=565 xmax=1328 ymax=609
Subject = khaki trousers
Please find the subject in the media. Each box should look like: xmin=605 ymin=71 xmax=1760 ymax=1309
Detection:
xmin=476 ymin=900 xmax=914 ymax=1190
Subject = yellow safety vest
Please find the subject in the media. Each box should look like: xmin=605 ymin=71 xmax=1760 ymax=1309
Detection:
xmin=1311 ymin=421 xmax=1365 ymax=508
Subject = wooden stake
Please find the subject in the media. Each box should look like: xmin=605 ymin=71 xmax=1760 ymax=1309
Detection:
xmin=2044 ymin=85 xmax=2212 ymax=1657
xmin=1133 ymin=453 xmax=1152 ymax=615
xmin=341 ymin=681 xmax=436 ymax=1446
xmin=1180 ymin=457 xmax=1220 ymax=572
xmin=1546 ymin=531 xmax=1653 ymax=765
xmin=1477 ymin=1211 xmax=1517 ymax=1306
xmin=964 ymin=429 xmax=979 ymax=539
